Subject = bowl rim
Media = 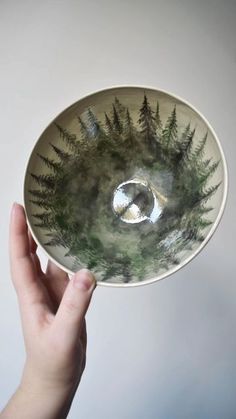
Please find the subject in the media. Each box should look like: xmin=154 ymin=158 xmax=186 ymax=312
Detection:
xmin=23 ymin=84 xmax=229 ymax=288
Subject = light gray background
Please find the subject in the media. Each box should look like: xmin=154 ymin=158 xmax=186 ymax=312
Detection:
xmin=0 ymin=1 xmax=235 ymax=418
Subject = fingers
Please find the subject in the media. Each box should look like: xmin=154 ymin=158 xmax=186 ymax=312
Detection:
xmin=52 ymin=270 xmax=96 ymax=346
xmin=28 ymin=229 xmax=37 ymax=254
xmin=44 ymin=260 xmax=69 ymax=306
xmin=10 ymin=203 xmax=31 ymax=261
xmin=28 ymin=230 xmax=44 ymax=276
xmin=9 ymin=203 xmax=49 ymax=312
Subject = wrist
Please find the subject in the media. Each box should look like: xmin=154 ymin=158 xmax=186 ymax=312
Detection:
xmin=9 ymin=381 xmax=76 ymax=419
xmin=21 ymin=357 xmax=81 ymax=394
xmin=10 ymin=366 xmax=79 ymax=419
xmin=1 ymin=380 xmax=76 ymax=419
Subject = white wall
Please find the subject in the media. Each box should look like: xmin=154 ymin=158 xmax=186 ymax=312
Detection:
xmin=0 ymin=1 xmax=235 ymax=418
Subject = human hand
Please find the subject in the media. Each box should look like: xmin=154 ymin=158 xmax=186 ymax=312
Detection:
xmin=1 ymin=203 xmax=96 ymax=419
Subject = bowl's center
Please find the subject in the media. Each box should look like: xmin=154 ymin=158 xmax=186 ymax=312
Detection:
xmin=112 ymin=179 xmax=162 ymax=224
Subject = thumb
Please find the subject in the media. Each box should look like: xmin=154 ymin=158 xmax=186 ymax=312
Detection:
xmin=53 ymin=269 xmax=96 ymax=345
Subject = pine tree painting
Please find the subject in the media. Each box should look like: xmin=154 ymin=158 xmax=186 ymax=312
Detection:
xmin=28 ymin=94 xmax=221 ymax=283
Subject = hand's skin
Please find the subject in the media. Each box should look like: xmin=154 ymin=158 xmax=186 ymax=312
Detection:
xmin=0 ymin=203 xmax=96 ymax=419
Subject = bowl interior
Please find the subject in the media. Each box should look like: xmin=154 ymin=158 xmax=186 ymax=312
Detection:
xmin=24 ymin=87 xmax=227 ymax=286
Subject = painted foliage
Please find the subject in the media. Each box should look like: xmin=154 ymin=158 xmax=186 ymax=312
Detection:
xmin=29 ymin=95 xmax=220 ymax=282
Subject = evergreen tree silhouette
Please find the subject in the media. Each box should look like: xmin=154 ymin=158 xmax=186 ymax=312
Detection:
xmin=29 ymin=187 xmax=54 ymax=211
xmin=114 ymin=97 xmax=126 ymax=118
xmin=29 ymin=189 xmax=53 ymax=200
xmin=138 ymin=94 xmax=156 ymax=142
xmin=123 ymin=108 xmax=135 ymax=141
xmin=191 ymin=132 xmax=208 ymax=162
xmin=30 ymin=173 xmax=56 ymax=190
xmin=138 ymin=94 xmax=157 ymax=157
xmin=29 ymin=199 xmax=54 ymax=211
xmin=55 ymin=123 xmax=78 ymax=152
xmin=162 ymin=106 xmax=178 ymax=151
xmin=112 ymin=104 xmax=123 ymax=134
xmin=155 ymin=101 xmax=163 ymax=137
xmin=50 ymin=143 xmax=72 ymax=163
xmin=86 ymin=108 xmax=104 ymax=139
xmin=37 ymin=154 xmax=61 ymax=173
xmin=178 ymin=128 xmax=196 ymax=167
xmin=32 ymin=212 xmax=55 ymax=229
xmin=195 ymin=161 xmax=219 ymax=193
xmin=104 ymin=112 xmax=113 ymax=135
xmin=77 ymin=115 xmax=96 ymax=155
xmin=203 ymin=161 xmax=219 ymax=181
xmin=78 ymin=116 xmax=89 ymax=140
xmin=196 ymin=183 xmax=221 ymax=205
xmin=177 ymin=123 xmax=191 ymax=152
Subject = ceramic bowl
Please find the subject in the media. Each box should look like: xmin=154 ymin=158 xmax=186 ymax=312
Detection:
xmin=24 ymin=86 xmax=228 ymax=287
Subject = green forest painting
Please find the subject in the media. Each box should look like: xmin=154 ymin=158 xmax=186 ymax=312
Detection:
xmin=28 ymin=94 xmax=220 ymax=283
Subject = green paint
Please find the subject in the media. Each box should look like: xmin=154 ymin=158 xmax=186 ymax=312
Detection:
xmin=29 ymin=94 xmax=220 ymax=283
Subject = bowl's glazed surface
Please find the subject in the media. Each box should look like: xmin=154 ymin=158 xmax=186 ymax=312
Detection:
xmin=24 ymin=86 xmax=227 ymax=286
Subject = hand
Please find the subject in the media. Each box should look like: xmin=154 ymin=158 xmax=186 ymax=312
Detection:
xmin=1 ymin=203 xmax=96 ymax=419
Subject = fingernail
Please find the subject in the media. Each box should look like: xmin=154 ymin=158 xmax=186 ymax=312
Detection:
xmin=73 ymin=269 xmax=96 ymax=291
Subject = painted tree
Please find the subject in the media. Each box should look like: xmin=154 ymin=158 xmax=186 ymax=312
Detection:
xmin=54 ymin=123 xmax=78 ymax=152
xmin=178 ymin=127 xmax=196 ymax=167
xmin=79 ymin=109 xmax=108 ymax=159
xmin=104 ymin=112 xmax=113 ymax=136
xmin=191 ymin=132 xmax=208 ymax=162
xmin=50 ymin=143 xmax=72 ymax=163
xmin=155 ymin=101 xmax=163 ymax=137
xmin=114 ymin=97 xmax=126 ymax=119
xmin=86 ymin=108 xmax=103 ymax=139
xmin=78 ymin=116 xmax=89 ymax=140
xmin=199 ymin=161 xmax=219 ymax=190
xmin=37 ymin=153 xmax=61 ymax=173
xmin=196 ymin=183 xmax=221 ymax=205
xmin=161 ymin=106 xmax=178 ymax=152
xmin=29 ymin=186 xmax=55 ymax=211
xmin=112 ymin=104 xmax=123 ymax=134
xmin=30 ymin=173 xmax=56 ymax=190
xmin=123 ymin=108 xmax=136 ymax=142
xmin=138 ymin=94 xmax=156 ymax=142
xmin=177 ymin=123 xmax=190 ymax=152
